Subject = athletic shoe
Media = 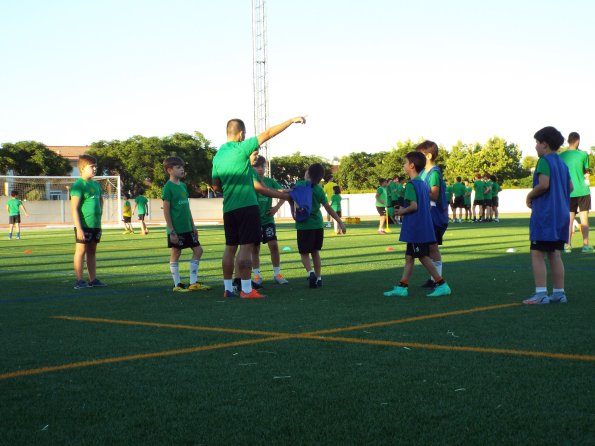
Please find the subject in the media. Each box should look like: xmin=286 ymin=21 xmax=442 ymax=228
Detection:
xmin=308 ymin=272 xmax=317 ymax=289
xmin=522 ymin=293 xmax=550 ymax=305
xmin=581 ymin=245 xmax=594 ymax=253
xmin=88 ymin=279 xmax=107 ymax=287
xmin=421 ymin=279 xmax=436 ymax=289
xmin=494 ymin=218 xmax=500 ymax=222
xmin=253 ymin=274 xmax=263 ymax=286
xmin=74 ymin=280 xmax=90 ymax=289
xmin=274 ymin=274 xmax=289 ymax=285
xmin=188 ymin=282 xmax=211 ymax=291
xmin=427 ymin=283 xmax=452 ymax=297
xmin=223 ymin=290 xmax=238 ymax=298
xmin=16 ymin=235 xmax=20 ymax=240
xmin=240 ymin=289 xmax=266 ymax=299
xmin=549 ymin=292 xmax=568 ymax=304
xmin=122 ymin=231 xmax=130 ymax=235
xmin=173 ymin=283 xmax=190 ymax=293
xmin=564 ymin=244 xmax=572 ymax=253
xmin=234 ymin=277 xmax=263 ymax=290
xmin=316 ymin=278 xmax=323 ymax=288
xmin=384 ymin=286 xmax=408 ymax=297
xmin=8 ymin=235 xmax=12 ymax=240
xmin=326 ymin=222 xmax=332 ymax=228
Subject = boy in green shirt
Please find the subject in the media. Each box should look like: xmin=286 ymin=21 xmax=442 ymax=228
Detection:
xmin=464 ymin=180 xmax=472 ymax=221
xmin=490 ymin=175 xmax=501 ymax=222
xmin=162 ymin=156 xmax=209 ymax=293
xmin=375 ymin=178 xmax=388 ymax=234
xmin=70 ymin=155 xmax=107 ymax=289
xmin=483 ymin=173 xmax=493 ymax=222
xmin=329 ymin=185 xmax=343 ymax=234
xmin=323 ymin=175 xmax=338 ymax=228
xmin=251 ymin=156 xmax=289 ymax=286
xmin=133 ymin=191 xmax=149 ymax=235
xmin=451 ymin=177 xmax=466 ymax=223
xmin=472 ymin=173 xmax=485 ymax=222
xmin=6 ymin=190 xmax=28 ymax=240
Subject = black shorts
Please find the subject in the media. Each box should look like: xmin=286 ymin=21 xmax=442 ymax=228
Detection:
xmin=473 ymin=199 xmax=484 ymax=206
xmin=434 ymin=225 xmax=446 ymax=245
xmin=464 ymin=203 xmax=471 ymax=210
xmin=397 ymin=198 xmax=405 ymax=208
xmin=223 ymin=205 xmax=261 ymax=246
xmin=406 ymin=242 xmax=432 ymax=258
xmin=122 ymin=216 xmax=131 ymax=223
xmin=168 ymin=231 xmax=200 ymax=249
xmin=74 ymin=227 xmax=102 ymax=244
xmin=297 ymin=228 xmax=324 ymax=254
xmin=492 ymin=196 xmax=499 ymax=207
xmin=261 ymin=223 xmax=278 ymax=244
xmin=138 ymin=214 xmax=146 ymax=221
xmin=9 ymin=215 xmax=21 ymax=224
xmin=376 ymin=206 xmax=386 ymax=216
xmin=530 ymin=240 xmax=564 ymax=252
xmin=570 ymin=195 xmax=591 ymax=213
xmin=453 ymin=196 xmax=465 ymax=208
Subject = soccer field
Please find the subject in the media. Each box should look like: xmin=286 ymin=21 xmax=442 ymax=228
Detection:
xmin=1 ymin=217 xmax=594 ymax=445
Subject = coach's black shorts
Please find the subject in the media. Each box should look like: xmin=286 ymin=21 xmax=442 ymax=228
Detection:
xmin=261 ymin=223 xmax=277 ymax=244
xmin=74 ymin=227 xmax=102 ymax=244
xmin=570 ymin=195 xmax=591 ymax=213
xmin=8 ymin=215 xmax=21 ymax=224
xmin=530 ymin=240 xmax=564 ymax=252
xmin=473 ymin=199 xmax=484 ymax=207
xmin=138 ymin=214 xmax=146 ymax=221
xmin=122 ymin=216 xmax=131 ymax=223
xmin=434 ymin=225 xmax=446 ymax=245
xmin=297 ymin=228 xmax=324 ymax=254
xmin=224 ymin=205 xmax=261 ymax=246
xmin=491 ymin=197 xmax=499 ymax=207
xmin=168 ymin=231 xmax=200 ymax=249
xmin=453 ymin=196 xmax=465 ymax=208
xmin=405 ymin=242 xmax=431 ymax=259
xmin=376 ymin=206 xmax=386 ymax=216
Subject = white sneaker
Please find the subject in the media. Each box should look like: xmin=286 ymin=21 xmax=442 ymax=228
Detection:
xmin=522 ymin=293 xmax=550 ymax=305
xmin=325 ymin=222 xmax=332 ymax=228
xmin=550 ymin=293 xmax=567 ymax=304
xmin=274 ymin=274 xmax=289 ymax=285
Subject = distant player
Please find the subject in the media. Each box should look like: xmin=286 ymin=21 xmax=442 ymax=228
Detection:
xmin=472 ymin=173 xmax=485 ymax=222
xmin=323 ymin=175 xmax=338 ymax=228
xmin=451 ymin=176 xmax=466 ymax=223
xmin=329 ymin=185 xmax=343 ymax=234
xmin=386 ymin=176 xmax=399 ymax=224
xmin=162 ymin=156 xmax=210 ymax=293
xmin=483 ymin=173 xmax=493 ymax=222
xmin=122 ymin=193 xmax=134 ymax=234
xmin=375 ymin=178 xmax=388 ymax=234
xmin=133 ymin=191 xmax=149 ymax=235
xmin=70 ymin=155 xmax=107 ymax=289
xmin=463 ymin=180 xmax=472 ymax=221
xmin=6 ymin=191 xmax=28 ymax=240
xmin=445 ymin=181 xmax=454 ymax=221
xmin=490 ymin=175 xmax=501 ymax=222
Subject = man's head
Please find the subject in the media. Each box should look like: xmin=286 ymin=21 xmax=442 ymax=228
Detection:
xmin=379 ymin=178 xmax=388 ymax=187
xmin=415 ymin=140 xmax=439 ymax=163
xmin=163 ymin=156 xmax=186 ymax=179
xmin=534 ymin=126 xmax=564 ymax=153
xmin=568 ymin=132 xmax=580 ymax=147
xmin=226 ymin=119 xmax=246 ymax=142
xmin=306 ymin=163 xmax=325 ymax=184
xmin=404 ymin=151 xmax=426 ymax=176
xmin=78 ymin=155 xmax=97 ymax=179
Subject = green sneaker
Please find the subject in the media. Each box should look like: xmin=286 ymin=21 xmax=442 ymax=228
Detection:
xmin=581 ymin=245 xmax=594 ymax=253
xmin=564 ymin=244 xmax=572 ymax=253
xmin=384 ymin=286 xmax=408 ymax=297
xmin=427 ymin=283 xmax=451 ymax=297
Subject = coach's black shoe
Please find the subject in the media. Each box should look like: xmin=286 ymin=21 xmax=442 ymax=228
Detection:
xmin=421 ymin=279 xmax=436 ymax=289
xmin=308 ymin=272 xmax=317 ymax=289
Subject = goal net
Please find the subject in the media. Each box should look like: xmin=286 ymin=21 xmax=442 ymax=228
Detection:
xmin=0 ymin=175 xmax=121 ymax=226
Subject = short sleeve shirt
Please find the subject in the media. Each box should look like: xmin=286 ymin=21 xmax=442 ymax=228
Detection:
xmin=403 ymin=182 xmax=417 ymax=203
xmin=387 ymin=182 xmax=398 ymax=201
xmin=330 ymin=194 xmax=342 ymax=211
xmin=162 ymin=180 xmax=192 ymax=234
xmin=123 ymin=200 xmax=132 ymax=217
xmin=255 ymin=174 xmax=283 ymax=226
xmin=452 ymin=183 xmax=466 ymax=197
xmin=535 ymin=158 xmax=550 ymax=176
xmin=70 ymin=178 xmax=102 ymax=229
xmin=484 ymin=180 xmax=493 ymax=199
xmin=135 ymin=195 xmax=148 ymax=214
xmin=323 ymin=181 xmax=337 ymax=200
xmin=473 ymin=180 xmax=485 ymax=200
xmin=375 ymin=186 xmax=387 ymax=207
xmin=296 ymin=181 xmax=327 ymax=230
xmin=559 ymin=149 xmax=590 ymax=197
xmin=212 ymin=137 xmax=259 ymax=213
xmin=421 ymin=170 xmax=442 ymax=204
xmin=7 ymin=198 xmax=22 ymax=216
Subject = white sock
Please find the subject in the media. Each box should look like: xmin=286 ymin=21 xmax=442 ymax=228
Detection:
xmin=224 ymin=279 xmax=234 ymax=292
xmin=535 ymin=287 xmax=547 ymax=294
xmin=273 ymin=266 xmax=281 ymax=275
xmin=432 ymin=261 xmax=442 ymax=278
xmin=170 ymin=262 xmax=180 ymax=286
xmin=307 ymin=269 xmax=314 ymax=277
xmin=552 ymin=288 xmax=565 ymax=294
xmin=253 ymin=268 xmax=261 ymax=276
xmin=189 ymin=259 xmax=199 ymax=284
xmin=241 ymin=279 xmax=252 ymax=294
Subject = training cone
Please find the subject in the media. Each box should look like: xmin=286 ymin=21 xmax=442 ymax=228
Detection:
xmin=24 ymin=249 xmax=32 ymax=254
xmin=386 ymin=246 xmax=395 ymax=251
xmin=282 ymin=246 xmax=292 ymax=252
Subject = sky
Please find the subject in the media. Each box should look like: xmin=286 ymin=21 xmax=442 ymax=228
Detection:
xmin=1 ymin=0 xmax=594 ymax=160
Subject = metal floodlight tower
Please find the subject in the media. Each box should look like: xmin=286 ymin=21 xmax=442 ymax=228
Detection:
xmin=252 ymin=0 xmax=270 ymax=174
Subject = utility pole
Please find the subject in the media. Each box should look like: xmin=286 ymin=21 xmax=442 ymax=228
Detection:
xmin=252 ymin=0 xmax=270 ymax=174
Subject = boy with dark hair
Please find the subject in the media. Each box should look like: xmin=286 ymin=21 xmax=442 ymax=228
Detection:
xmin=464 ymin=180 xmax=472 ymax=221
xmin=212 ymin=117 xmax=303 ymax=299
xmin=452 ymin=176 xmax=466 ymax=223
xmin=251 ymin=155 xmax=289 ymax=286
xmin=329 ymin=185 xmax=343 ymax=234
xmin=384 ymin=152 xmax=451 ymax=297
xmin=523 ymin=126 xmax=572 ymax=304
xmin=133 ymin=190 xmax=149 ymax=235
xmin=122 ymin=193 xmax=134 ymax=234
xmin=416 ymin=140 xmax=449 ymax=289
xmin=559 ymin=131 xmax=592 ymax=253
xmin=296 ymin=163 xmax=346 ymax=288
xmin=71 ymin=155 xmax=107 ymax=289
xmin=483 ymin=173 xmax=493 ymax=222
xmin=6 ymin=191 xmax=28 ymax=240
xmin=472 ymin=173 xmax=485 ymax=222
xmin=162 ymin=156 xmax=210 ymax=293
xmin=375 ymin=178 xmax=388 ymax=234
xmin=490 ymin=175 xmax=501 ymax=222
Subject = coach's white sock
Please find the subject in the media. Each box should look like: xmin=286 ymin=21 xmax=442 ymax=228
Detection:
xmin=535 ymin=287 xmax=547 ymax=294
xmin=432 ymin=261 xmax=442 ymax=277
xmin=241 ymin=279 xmax=252 ymax=293
xmin=170 ymin=262 xmax=180 ymax=285
xmin=224 ymin=279 xmax=234 ymax=292
xmin=189 ymin=259 xmax=199 ymax=284
xmin=273 ymin=266 xmax=281 ymax=275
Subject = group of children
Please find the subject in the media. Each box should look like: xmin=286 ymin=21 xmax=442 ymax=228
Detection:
xmin=63 ymin=121 xmax=578 ymax=304
xmin=121 ymin=193 xmax=149 ymax=235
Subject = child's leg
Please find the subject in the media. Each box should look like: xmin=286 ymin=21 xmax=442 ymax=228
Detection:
xmin=141 ymin=220 xmax=148 ymax=234
xmin=400 ymin=255 xmax=415 ymax=283
xmin=419 ymin=256 xmax=442 ymax=282
xmin=169 ymin=247 xmax=182 ymax=285
xmin=547 ymin=250 xmax=565 ymax=290
xmin=312 ymin=250 xmax=322 ymax=278
xmin=530 ymin=250 xmax=547 ymax=289
xmin=73 ymin=243 xmax=87 ymax=281
xmin=268 ymin=240 xmax=280 ymax=269
xmin=8 ymin=223 xmax=13 ymax=236
xmin=86 ymin=242 xmax=98 ymax=282
xmin=429 ymin=243 xmax=442 ymax=275
xmin=579 ymin=210 xmax=590 ymax=246
xmin=300 ymin=252 xmax=312 ymax=273
xmin=334 ymin=218 xmax=339 ymax=233
xmin=378 ymin=215 xmax=385 ymax=230
xmin=189 ymin=245 xmax=203 ymax=284
xmin=15 ymin=222 xmax=20 ymax=235
xmin=252 ymin=243 xmax=261 ymax=273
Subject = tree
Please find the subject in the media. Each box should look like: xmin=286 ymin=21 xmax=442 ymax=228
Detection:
xmin=335 ymin=152 xmax=378 ymax=191
xmin=270 ymin=152 xmax=330 ymax=186
xmin=0 ymin=141 xmax=72 ymax=175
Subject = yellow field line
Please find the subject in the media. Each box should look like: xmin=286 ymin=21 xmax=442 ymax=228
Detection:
xmin=0 ymin=336 xmax=292 ymax=381
xmin=298 ymin=334 xmax=595 ymax=362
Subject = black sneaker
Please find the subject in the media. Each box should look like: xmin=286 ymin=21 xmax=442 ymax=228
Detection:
xmin=88 ymin=279 xmax=107 ymax=287
xmin=74 ymin=280 xmax=90 ymax=289
xmin=421 ymin=279 xmax=436 ymax=289
xmin=308 ymin=272 xmax=317 ymax=288
xmin=316 ymin=278 xmax=323 ymax=288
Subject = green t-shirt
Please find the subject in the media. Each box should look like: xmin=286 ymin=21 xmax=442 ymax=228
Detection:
xmin=484 ymin=180 xmax=493 ymax=200
xmin=452 ymin=182 xmax=466 ymax=198
xmin=535 ymin=157 xmax=550 ymax=176
xmin=492 ymin=182 xmax=500 ymax=196
xmin=387 ymin=182 xmax=399 ymax=201
xmin=7 ymin=198 xmax=22 ymax=216
xmin=473 ymin=180 xmax=485 ymax=200
xmin=162 ymin=180 xmax=192 ymax=234
xmin=420 ymin=169 xmax=442 ymax=204
xmin=446 ymin=185 xmax=453 ymax=201
xmin=403 ymin=181 xmax=417 ymax=203
xmin=375 ymin=186 xmax=387 ymax=207
xmin=295 ymin=180 xmax=327 ymax=230
xmin=70 ymin=178 xmax=102 ymax=229
xmin=135 ymin=195 xmax=148 ymax=214
xmin=559 ymin=149 xmax=590 ymax=197
xmin=255 ymin=173 xmax=282 ymax=226
xmin=395 ymin=183 xmax=404 ymax=198
xmin=212 ymin=137 xmax=259 ymax=213
xmin=330 ymin=194 xmax=342 ymax=212
xmin=464 ymin=186 xmax=473 ymax=206
xmin=323 ymin=181 xmax=337 ymax=201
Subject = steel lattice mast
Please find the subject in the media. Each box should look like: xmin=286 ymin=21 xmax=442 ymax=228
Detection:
xmin=252 ymin=0 xmax=269 ymax=172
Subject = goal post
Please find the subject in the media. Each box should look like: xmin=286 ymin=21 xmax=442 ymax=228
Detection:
xmin=0 ymin=175 xmax=121 ymax=226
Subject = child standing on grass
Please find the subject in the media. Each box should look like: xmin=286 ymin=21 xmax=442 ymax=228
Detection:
xmin=523 ymin=127 xmax=572 ymax=305
xmin=384 ymin=152 xmax=451 ymax=298
xmin=122 ymin=193 xmax=134 ymax=234
xmin=375 ymin=178 xmax=388 ymax=234
xmin=329 ymin=185 xmax=343 ymax=235
xmin=71 ymin=155 xmax=107 ymax=289
xmin=133 ymin=191 xmax=149 ymax=235
xmin=296 ymin=163 xmax=346 ymax=288
xmin=162 ymin=156 xmax=210 ymax=293
xmin=6 ymin=191 xmax=28 ymax=240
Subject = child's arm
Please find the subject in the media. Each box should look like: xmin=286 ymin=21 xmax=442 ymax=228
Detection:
xmin=396 ymin=201 xmax=417 ymax=216
xmin=322 ymin=202 xmax=346 ymax=233
xmin=253 ymin=180 xmax=290 ymax=200
xmin=188 ymin=208 xmax=197 ymax=234
xmin=267 ymin=199 xmax=286 ymax=216
xmin=71 ymin=196 xmax=85 ymax=242
xmin=526 ymin=175 xmax=550 ymax=208
xmin=162 ymin=200 xmax=179 ymax=244
xmin=428 ymin=186 xmax=440 ymax=202
xmin=20 ymin=203 xmax=29 ymax=217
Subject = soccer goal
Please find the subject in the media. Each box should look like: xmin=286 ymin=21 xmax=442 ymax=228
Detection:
xmin=0 ymin=175 xmax=121 ymax=226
